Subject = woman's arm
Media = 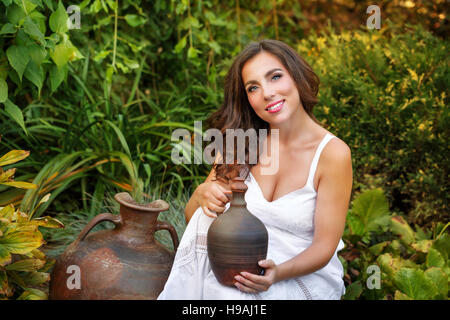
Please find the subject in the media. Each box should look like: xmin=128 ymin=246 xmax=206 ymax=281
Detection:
xmin=276 ymin=139 xmax=353 ymax=281
xmin=234 ymin=138 xmax=353 ymax=292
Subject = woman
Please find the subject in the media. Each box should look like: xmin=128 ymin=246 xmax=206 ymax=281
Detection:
xmin=158 ymin=39 xmax=353 ymax=300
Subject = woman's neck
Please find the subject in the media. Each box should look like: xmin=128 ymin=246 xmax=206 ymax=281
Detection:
xmin=269 ymin=106 xmax=318 ymax=147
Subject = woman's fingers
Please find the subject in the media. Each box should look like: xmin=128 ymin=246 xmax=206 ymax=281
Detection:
xmin=210 ymin=196 xmax=226 ymax=208
xmin=201 ymin=206 xmax=217 ymax=218
xmin=202 ymin=202 xmax=226 ymax=218
xmin=234 ymin=281 xmax=258 ymax=293
xmin=215 ymin=186 xmax=232 ymax=203
xmin=234 ymin=275 xmax=267 ymax=292
xmin=209 ymin=203 xmax=226 ymax=213
xmin=239 ymin=272 xmax=269 ymax=287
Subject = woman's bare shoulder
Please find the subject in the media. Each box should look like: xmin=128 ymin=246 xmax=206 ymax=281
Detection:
xmin=316 ymin=133 xmax=352 ymax=182
xmin=327 ymin=134 xmax=351 ymax=155
xmin=314 ymin=127 xmax=351 ymax=156
xmin=323 ymin=134 xmax=351 ymax=163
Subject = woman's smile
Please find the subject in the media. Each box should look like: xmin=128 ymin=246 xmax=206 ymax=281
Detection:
xmin=265 ymin=99 xmax=285 ymax=113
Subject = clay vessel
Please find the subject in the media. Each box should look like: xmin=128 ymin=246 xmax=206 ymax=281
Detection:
xmin=207 ymin=176 xmax=268 ymax=286
xmin=49 ymin=192 xmax=179 ymax=300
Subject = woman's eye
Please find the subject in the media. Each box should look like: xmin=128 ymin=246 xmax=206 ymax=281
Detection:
xmin=248 ymin=86 xmax=257 ymax=92
xmin=272 ymin=74 xmax=282 ymax=80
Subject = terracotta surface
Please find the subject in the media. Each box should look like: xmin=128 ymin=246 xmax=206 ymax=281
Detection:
xmin=49 ymin=192 xmax=179 ymax=300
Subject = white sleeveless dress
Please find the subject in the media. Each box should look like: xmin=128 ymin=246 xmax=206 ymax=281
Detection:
xmin=158 ymin=133 xmax=345 ymax=300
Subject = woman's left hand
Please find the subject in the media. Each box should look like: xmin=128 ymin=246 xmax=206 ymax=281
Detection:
xmin=233 ymin=259 xmax=278 ymax=293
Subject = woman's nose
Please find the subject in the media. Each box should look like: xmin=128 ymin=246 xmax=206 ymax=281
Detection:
xmin=263 ymin=87 xmax=276 ymax=100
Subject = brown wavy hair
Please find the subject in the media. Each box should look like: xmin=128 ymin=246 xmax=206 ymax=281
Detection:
xmin=207 ymin=39 xmax=320 ymax=184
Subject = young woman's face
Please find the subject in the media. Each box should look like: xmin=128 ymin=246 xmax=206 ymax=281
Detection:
xmin=241 ymin=51 xmax=301 ymax=126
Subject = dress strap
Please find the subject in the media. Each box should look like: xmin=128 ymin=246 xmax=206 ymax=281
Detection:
xmin=306 ymin=133 xmax=336 ymax=189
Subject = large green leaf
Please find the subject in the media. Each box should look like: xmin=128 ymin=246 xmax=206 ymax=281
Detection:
xmin=432 ymin=233 xmax=450 ymax=261
xmin=24 ymin=61 xmax=45 ymax=95
xmin=17 ymin=288 xmax=47 ymax=300
xmin=4 ymin=258 xmax=46 ymax=271
xmin=0 ymin=150 xmax=30 ymax=167
xmin=50 ymin=42 xmax=76 ymax=69
xmin=350 ymin=188 xmax=390 ymax=234
xmin=0 ymin=204 xmax=15 ymax=221
xmin=411 ymin=240 xmax=433 ymax=253
xmin=49 ymin=1 xmax=69 ymax=33
xmin=426 ymin=248 xmax=445 ymax=268
xmin=124 ymin=14 xmax=147 ymax=27
xmin=346 ymin=211 xmax=364 ymax=236
xmin=6 ymin=45 xmax=30 ymax=81
xmin=0 ymin=227 xmax=43 ymax=254
xmin=390 ymin=215 xmax=415 ymax=244
xmin=368 ymin=241 xmax=390 ymax=256
xmin=1 ymin=181 xmax=37 ymax=189
xmin=23 ymin=16 xmax=45 ymax=46
xmin=49 ymin=64 xmax=67 ymax=92
xmin=424 ymin=267 xmax=448 ymax=299
xmin=394 ymin=290 xmax=413 ymax=300
xmin=6 ymin=3 xmax=26 ymax=25
xmin=3 ymin=99 xmax=28 ymax=135
xmin=21 ymin=0 xmax=38 ymax=14
xmin=342 ymin=280 xmax=363 ymax=300
xmin=28 ymin=44 xmax=48 ymax=65
xmin=377 ymin=253 xmax=417 ymax=278
xmin=394 ymin=268 xmax=438 ymax=300
xmin=21 ymin=271 xmax=50 ymax=286
xmin=29 ymin=10 xmax=47 ymax=35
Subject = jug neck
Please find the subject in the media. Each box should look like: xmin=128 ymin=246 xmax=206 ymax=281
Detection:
xmin=118 ymin=205 xmax=160 ymax=243
xmin=230 ymin=192 xmax=246 ymax=207
xmin=229 ymin=176 xmax=248 ymax=207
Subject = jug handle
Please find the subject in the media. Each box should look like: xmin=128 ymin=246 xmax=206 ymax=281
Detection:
xmin=155 ymin=221 xmax=179 ymax=251
xmin=77 ymin=213 xmax=122 ymax=242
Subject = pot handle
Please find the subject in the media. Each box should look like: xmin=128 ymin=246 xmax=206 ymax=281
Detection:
xmin=77 ymin=213 xmax=122 ymax=242
xmin=155 ymin=221 xmax=179 ymax=251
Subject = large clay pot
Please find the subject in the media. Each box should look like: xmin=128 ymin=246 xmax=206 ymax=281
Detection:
xmin=207 ymin=176 xmax=268 ymax=286
xmin=49 ymin=192 xmax=179 ymax=300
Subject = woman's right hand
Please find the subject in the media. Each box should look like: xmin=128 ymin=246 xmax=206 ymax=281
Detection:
xmin=195 ymin=181 xmax=232 ymax=218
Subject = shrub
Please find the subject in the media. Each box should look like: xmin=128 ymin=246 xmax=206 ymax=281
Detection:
xmin=341 ymin=188 xmax=449 ymax=300
xmin=0 ymin=0 xmax=82 ymax=134
xmin=297 ymin=22 xmax=449 ymax=226
xmin=0 ymin=149 xmax=63 ymax=299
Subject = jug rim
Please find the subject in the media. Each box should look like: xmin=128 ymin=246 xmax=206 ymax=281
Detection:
xmin=114 ymin=192 xmax=169 ymax=212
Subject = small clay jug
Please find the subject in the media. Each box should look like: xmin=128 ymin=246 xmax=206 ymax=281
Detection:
xmin=49 ymin=192 xmax=179 ymax=300
xmin=207 ymin=176 xmax=268 ymax=286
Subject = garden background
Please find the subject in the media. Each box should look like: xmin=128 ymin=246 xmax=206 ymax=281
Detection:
xmin=0 ymin=0 xmax=448 ymax=300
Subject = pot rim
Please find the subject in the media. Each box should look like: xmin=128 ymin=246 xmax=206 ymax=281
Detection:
xmin=114 ymin=192 xmax=169 ymax=212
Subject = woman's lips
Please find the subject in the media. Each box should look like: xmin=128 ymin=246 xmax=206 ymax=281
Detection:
xmin=265 ymin=100 xmax=285 ymax=113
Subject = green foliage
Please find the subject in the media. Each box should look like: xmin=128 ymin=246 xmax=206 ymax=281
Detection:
xmin=346 ymin=188 xmax=390 ymax=240
xmin=341 ymin=189 xmax=449 ymax=300
xmin=297 ymin=22 xmax=449 ymax=225
xmin=0 ymin=149 xmax=63 ymax=299
xmin=0 ymin=0 xmax=82 ymax=134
